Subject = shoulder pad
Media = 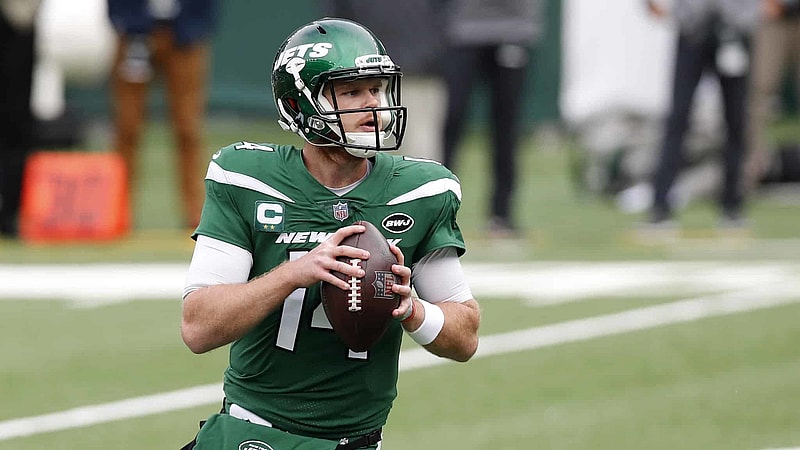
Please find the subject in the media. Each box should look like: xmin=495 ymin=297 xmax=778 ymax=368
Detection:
xmin=395 ymin=155 xmax=459 ymax=183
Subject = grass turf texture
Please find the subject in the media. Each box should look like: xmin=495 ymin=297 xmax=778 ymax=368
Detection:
xmin=1 ymin=118 xmax=799 ymax=449
xmin=3 ymin=299 xmax=800 ymax=449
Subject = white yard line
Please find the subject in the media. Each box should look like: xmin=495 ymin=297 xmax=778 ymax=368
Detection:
xmin=2 ymin=261 xmax=799 ymax=306
xmin=0 ymin=263 xmax=184 ymax=304
xmin=0 ymin=385 xmax=223 ymax=442
xmin=1 ymin=281 xmax=798 ymax=441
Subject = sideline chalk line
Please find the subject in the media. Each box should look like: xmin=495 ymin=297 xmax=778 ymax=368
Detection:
xmin=1 ymin=280 xmax=798 ymax=441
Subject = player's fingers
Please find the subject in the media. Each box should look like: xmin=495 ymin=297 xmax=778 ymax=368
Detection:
xmin=389 ymin=244 xmax=405 ymax=266
xmin=392 ymin=295 xmax=413 ymax=318
xmin=391 ymin=263 xmax=411 ymax=284
xmin=329 ymin=224 xmax=366 ymax=244
xmin=391 ymin=280 xmax=411 ymax=296
xmin=391 ymin=255 xmax=411 ymax=283
xmin=322 ymin=272 xmax=352 ymax=291
xmin=336 ymin=245 xmax=370 ymax=260
xmin=391 ymin=261 xmax=410 ymax=275
xmin=331 ymin=259 xmax=365 ymax=279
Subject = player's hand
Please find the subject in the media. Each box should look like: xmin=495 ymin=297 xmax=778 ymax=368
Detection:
xmin=388 ymin=244 xmax=413 ymax=320
xmin=287 ymin=224 xmax=369 ymax=290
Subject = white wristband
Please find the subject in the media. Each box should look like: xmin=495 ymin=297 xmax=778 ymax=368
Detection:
xmin=407 ymin=299 xmax=444 ymax=346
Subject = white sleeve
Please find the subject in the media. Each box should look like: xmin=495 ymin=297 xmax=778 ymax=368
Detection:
xmin=410 ymin=247 xmax=474 ymax=304
xmin=182 ymin=235 xmax=253 ymax=299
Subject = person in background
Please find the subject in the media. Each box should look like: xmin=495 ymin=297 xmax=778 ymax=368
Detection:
xmin=319 ymin=0 xmax=446 ymax=162
xmin=441 ymin=0 xmax=546 ymax=239
xmin=745 ymin=0 xmax=800 ymax=189
xmin=179 ymin=18 xmax=480 ymax=450
xmin=107 ymin=0 xmax=219 ymax=229
xmin=0 ymin=0 xmax=40 ymax=237
xmin=646 ymin=0 xmax=760 ymax=227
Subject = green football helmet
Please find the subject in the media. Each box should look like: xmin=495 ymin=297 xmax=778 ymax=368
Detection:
xmin=271 ymin=18 xmax=407 ymax=158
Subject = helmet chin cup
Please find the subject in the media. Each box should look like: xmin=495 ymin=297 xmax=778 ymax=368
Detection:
xmin=343 ymin=131 xmax=387 ymax=158
xmin=344 ymin=145 xmax=378 ymax=158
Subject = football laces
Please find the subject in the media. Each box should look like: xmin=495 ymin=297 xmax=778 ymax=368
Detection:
xmin=347 ymin=258 xmax=362 ymax=312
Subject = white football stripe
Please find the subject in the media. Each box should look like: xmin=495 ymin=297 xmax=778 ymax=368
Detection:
xmin=0 ymin=385 xmax=223 ymax=441
xmin=1 ymin=283 xmax=798 ymax=441
xmin=462 ymin=261 xmax=800 ymax=304
xmin=4 ymin=261 xmax=798 ymax=308
xmin=387 ymin=178 xmax=462 ymax=205
xmin=399 ymin=282 xmax=800 ymax=370
xmin=206 ymin=161 xmax=295 ymax=203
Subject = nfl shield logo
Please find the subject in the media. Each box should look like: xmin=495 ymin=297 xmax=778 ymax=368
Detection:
xmin=372 ymin=271 xmax=395 ymax=299
xmin=332 ymin=202 xmax=349 ymax=221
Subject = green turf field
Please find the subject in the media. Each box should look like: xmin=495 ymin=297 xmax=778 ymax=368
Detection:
xmin=1 ymin=119 xmax=799 ymax=449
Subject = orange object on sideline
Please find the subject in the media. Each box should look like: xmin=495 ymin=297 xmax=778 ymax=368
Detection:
xmin=19 ymin=151 xmax=130 ymax=242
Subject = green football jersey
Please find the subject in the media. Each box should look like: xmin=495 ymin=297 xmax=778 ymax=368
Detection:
xmin=194 ymin=141 xmax=466 ymax=440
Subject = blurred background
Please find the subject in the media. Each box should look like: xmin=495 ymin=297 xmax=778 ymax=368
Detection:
xmin=3 ymin=0 xmax=798 ymax=245
xmin=1 ymin=0 xmax=800 ymax=449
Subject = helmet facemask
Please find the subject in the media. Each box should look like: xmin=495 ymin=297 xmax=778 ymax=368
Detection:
xmin=314 ymin=74 xmax=404 ymax=158
xmin=272 ymin=19 xmax=408 ymax=158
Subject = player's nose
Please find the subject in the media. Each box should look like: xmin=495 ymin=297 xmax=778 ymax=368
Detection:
xmin=364 ymin=92 xmax=380 ymax=108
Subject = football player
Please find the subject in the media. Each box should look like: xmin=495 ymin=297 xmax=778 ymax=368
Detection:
xmin=180 ymin=17 xmax=480 ymax=450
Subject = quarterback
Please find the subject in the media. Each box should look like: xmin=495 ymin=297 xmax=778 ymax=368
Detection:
xmin=180 ymin=18 xmax=480 ymax=449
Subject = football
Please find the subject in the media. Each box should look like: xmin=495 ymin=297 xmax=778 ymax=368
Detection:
xmin=321 ymin=220 xmax=400 ymax=352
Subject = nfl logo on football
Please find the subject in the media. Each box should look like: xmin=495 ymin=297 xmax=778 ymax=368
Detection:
xmin=332 ymin=202 xmax=349 ymax=221
xmin=373 ymin=271 xmax=395 ymax=299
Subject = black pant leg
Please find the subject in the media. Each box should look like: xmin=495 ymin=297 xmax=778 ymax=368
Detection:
xmin=0 ymin=15 xmax=35 ymax=234
xmin=442 ymin=46 xmax=479 ymax=171
xmin=652 ymin=34 xmax=708 ymax=214
xmin=487 ymin=44 xmax=530 ymax=221
xmin=717 ymin=66 xmax=750 ymax=214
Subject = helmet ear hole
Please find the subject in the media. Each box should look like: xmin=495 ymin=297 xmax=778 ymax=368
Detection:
xmin=283 ymin=98 xmax=303 ymax=127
